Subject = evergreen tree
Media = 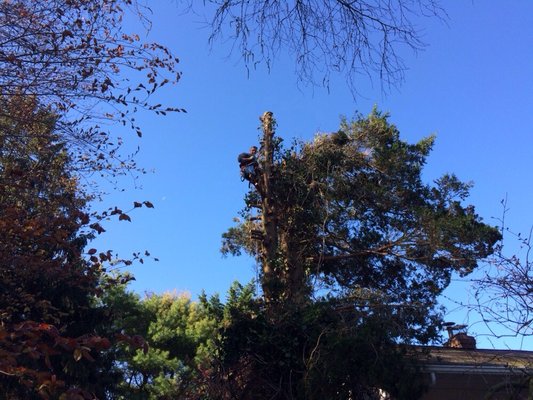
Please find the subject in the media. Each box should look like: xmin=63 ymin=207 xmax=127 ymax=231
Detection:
xmin=100 ymin=285 xmax=228 ymax=400
xmin=217 ymin=110 xmax=501 ymax=399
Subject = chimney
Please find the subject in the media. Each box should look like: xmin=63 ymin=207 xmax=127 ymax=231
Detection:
xmin=443 ymin=322 xmax=476 ymax=349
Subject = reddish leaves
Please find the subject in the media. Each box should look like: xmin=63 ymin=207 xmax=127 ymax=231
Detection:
xmin=0 ymin=98 xmax=115 ymax=398
xmin=89 ymin=223 xmax=106 ymax=234
xmin=0 ymin=322 xmax=111 ymax=398
xmin=118 ymin=213 xmax=132 ymax=222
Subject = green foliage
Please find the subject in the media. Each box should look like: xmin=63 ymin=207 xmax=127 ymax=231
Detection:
xmin=208 ymin=290 xmax=426 ymax=400
xmin=216 ymin=110 xmax=501 ymax=399
xmin=223 ymin=109 xmax=500 ymax=339
xmin=109 ymin=289 xmax=222 ymax=399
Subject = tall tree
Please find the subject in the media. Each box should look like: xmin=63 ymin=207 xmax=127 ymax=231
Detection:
xmin=0 ymin=2 xmax=181 ymax=397
xmin=218 ymin=110 xmax=501 ymax=399
xmin=0 ymin=95 xmax=121 ymax=399
xmin=181 ymin=0 xmax=445 ymax=94
xmin=225 ymin=110 xmax=500 ymax=321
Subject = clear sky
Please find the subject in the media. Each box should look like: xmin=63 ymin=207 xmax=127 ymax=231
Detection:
xmin=93 ymin=1 xmax=533 ymax=349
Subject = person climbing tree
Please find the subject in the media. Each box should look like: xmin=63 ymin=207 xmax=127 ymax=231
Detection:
xmin=238 ymin=145 xmax=259 ymax=183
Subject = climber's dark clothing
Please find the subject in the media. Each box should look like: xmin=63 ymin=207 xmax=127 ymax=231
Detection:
xmin=238 ymin=147 xmax=258 ymax=182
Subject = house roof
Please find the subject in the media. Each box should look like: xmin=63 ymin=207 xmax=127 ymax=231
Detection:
xmin=411 ymin=346 xmax=533 ymax=375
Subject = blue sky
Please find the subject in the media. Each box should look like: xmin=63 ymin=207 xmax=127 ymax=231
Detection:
xmin=94 ymin=1 xmax=533 ymax=349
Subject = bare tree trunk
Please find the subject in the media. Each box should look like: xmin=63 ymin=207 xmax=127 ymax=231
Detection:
xmin=257 ymin=111 xmax=307 ymax=309
xmin=258 ymin=111 xmax=279 ymax=305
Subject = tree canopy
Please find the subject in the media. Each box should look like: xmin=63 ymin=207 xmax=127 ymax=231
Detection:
xmin=0 ymin=95 xmax=114 ymax=398
xmin=0 ymin=2 xmax=180 ymax=395
xmin=224 ymin=110 xmax=500 ymax=336
xmin=107 ymin=289 xmax=220 ymax=399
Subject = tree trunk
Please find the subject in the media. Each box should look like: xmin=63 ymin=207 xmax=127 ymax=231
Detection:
xmin=280 ymin=229 xmax=307 ymax=306
xmin=258 ymin=111 xmax=279 ymax=305
xmin=257 ymin=111 xmax=308 ymax=311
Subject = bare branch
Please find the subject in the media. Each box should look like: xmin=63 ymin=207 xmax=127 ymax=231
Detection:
xmin=184 ymin=0 xmax=446 ymax=95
